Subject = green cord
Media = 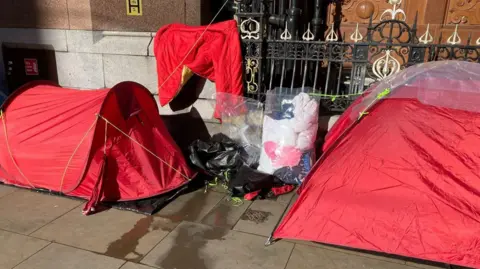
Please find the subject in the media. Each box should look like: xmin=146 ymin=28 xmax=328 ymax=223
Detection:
xmin=358 ymin=111 xmax=369 ymax=119
xmin=376 ymin=88 xmax=391 ymax=99
xmin=358 ymin=88 xmax=392 ymax=119
xmin=208 ymin=177 xmax=218 ymax=187
xmin=230 ymin=197 xmax=244 ymax=207
xmin=308 ymin=92 xmax=363 ymax=102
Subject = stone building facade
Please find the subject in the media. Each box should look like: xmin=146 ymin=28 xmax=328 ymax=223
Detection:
xmin=0 ymin=0 xmax=226 ymax=119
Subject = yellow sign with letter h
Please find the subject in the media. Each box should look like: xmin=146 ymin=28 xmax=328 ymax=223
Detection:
xmin=126 ymin=0 xmax=142 ymax=16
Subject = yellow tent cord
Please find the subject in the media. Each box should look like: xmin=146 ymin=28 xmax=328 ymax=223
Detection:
xmin=59 ymin=117 xmax=98 ymax=192
xmin=0 ymin=111 xmax=35 ymax=188
xmin=103 ymin=119 xmax=107 ymax=155
xmin=96 ymin=114 xmax=192 ymax=181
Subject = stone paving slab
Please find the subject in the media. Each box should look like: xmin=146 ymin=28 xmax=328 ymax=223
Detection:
xmin=141 ymin=221 xmax=295 ymax=269
xmin=0 ymin=190 xmax=81 ymax=235
xmin=233 ymin=198 xmax=289 ymax=237
xmin=0 ymin=185 xmax=16 ymax=199
xmin=274 ymin=189 xmax=297 ymax=206
xmin=206 ymin=183 xmax=229 ymax=194
xmin=200 ymin=197 xmax=252 ymax=229
xmin=32 ymin=207 xmax=177 ymax=262
xmin=0 ymin=230 xmax=50 ymax=269
xmin=155 ymin=189 xmax=224 ymax=223
xmin=405 ymin=260 xmax=446 ymax=269
xmin=285 ymin=244 xmax=418 ymax=269
xmin=14 ymin=243 xmax=125 ymax=269
xmin=0 ymin=185 xmax=467 ymax=269
xmin=120 ymin=262 xmax=157 ymax=269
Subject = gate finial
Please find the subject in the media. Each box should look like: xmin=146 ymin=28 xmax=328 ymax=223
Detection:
xmin=380 ymin=0 xmax=406 ymax=21
xmin=302 ymin=23 xmax=315 ymax=41
xmin=326 ymin=26 xmax=338 ymax=42
xmin=350 ymin=23 xmax=363 ymax=43
xmin=447 ymin=19 xmax=463 ymax=45
xmin=419 ymin=24 xmax=433 ymax=44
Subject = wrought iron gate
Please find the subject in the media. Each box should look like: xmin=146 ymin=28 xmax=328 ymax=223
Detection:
xmin=234 ymin=0 xmax=480 ymax=112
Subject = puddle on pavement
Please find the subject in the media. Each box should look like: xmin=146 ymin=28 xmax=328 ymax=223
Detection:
xmin=200 ymin=202 xmax=234 ymax=228
xmin=154 ymin=189 xmax=231 ymax=269
xmin=240 ymin=209 xmax=272 ymax=224
xmin=104 ymin=215 xmax=175 ymax=262
xmin=157 ymin=191 xmax=210 ymax=223
xmin=156 ymin=223 xmax=228 ymax=269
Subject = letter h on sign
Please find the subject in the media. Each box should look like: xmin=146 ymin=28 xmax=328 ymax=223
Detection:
xmin=126 ymin=0 xmax=142 ymax=16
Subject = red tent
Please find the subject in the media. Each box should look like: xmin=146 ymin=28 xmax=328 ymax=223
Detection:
xmin=273 ymin=61 xmax=480 ymax=268
xmin=0 ymin=81 xmax=196 ymax=214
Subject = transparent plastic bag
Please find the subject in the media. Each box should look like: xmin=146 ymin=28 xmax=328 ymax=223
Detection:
xmin=258 ymin=87 xmax=320 ymax=185
xmin=209 ymin=93 xmax=264 ymax=167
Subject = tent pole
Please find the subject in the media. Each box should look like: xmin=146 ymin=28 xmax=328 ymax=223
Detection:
xmin=264 ymin=191 xmax=297 ymax=246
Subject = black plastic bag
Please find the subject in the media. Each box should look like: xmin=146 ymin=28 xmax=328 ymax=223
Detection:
xmin=189 ymin=133 xmax=290 ymax=198
xmin=188 ymin=133 xmax=244 ymax=180
xmin=229 ymin=165 xmax=281 ymax=197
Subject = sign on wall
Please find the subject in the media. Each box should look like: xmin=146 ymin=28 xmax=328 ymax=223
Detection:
xmin=24 ymin=59 xmax=39 ymax=76
xmin=126 ymin=0 xmax=142 ymax=16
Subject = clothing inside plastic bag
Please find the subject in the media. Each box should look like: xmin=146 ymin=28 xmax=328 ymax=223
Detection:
xmin=273 ymin=150 xmax=314 ymax=185
xmin=258 ymin=87 xmax=319 ymax=185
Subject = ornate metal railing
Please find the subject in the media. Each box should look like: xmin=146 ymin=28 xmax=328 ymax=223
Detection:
xmin=235 ymin=0 xmax=480 ymax=112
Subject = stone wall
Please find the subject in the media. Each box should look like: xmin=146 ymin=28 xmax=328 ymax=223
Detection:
xmin=0 ymin=0 xmax=210 ymax=30
xmin=0 ymin=28 xmax=219 ymax=120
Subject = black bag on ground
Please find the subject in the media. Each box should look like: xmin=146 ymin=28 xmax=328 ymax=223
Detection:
xmin=188 ymin=133 xmax=244 ymax=180
xmin=189 ymin=133 xmax=289 ymax=198
xmin=228 ymin=165 xmax=280 ymax=197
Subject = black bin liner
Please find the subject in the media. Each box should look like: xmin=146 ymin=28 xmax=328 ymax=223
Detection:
xmin=188 ymin=133 xmax=288 ymax=198
xmin=189 ymin=133 xmax=251 ymax=180
xmin=229 ymin=165 xmax=280 ymax=197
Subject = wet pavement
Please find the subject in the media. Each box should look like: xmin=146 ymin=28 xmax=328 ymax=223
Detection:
xmin=0 ymin=184 xmax=464 ymax=269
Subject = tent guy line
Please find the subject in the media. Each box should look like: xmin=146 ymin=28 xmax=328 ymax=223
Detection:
xmin=0 ymin=110 xmax=35 ymax=188
xmin=2 ymin=109 xmax=193 ymax=193
xmin=60 ymin=117 xmax=98 ymax=192
xmin=96 ymin=114 xmax=193 ymax=181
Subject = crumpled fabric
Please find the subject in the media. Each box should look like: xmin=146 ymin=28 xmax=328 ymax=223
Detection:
xmin=262 ymin=116 xmax=297 ymax=147
xmin=244 ymin=185 xmax=295 ymax=201
xmin=258 ymin=93 xmax=319 ymax=184
xmin=291 ymin=93 xmax=319 ymax=134
xmin=264 ymin=141 xmax=303 ymax=167
xmin=153 ymin=20 xmax=243 ymax=119
xmin=258 ymin=115 xmax=298 ymax=173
